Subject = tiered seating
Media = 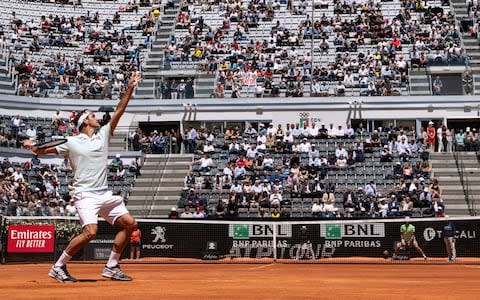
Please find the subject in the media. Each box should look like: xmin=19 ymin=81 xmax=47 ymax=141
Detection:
xmin=163 ymin=0 xmax=463 ymax=98
xmin=0 ymin=156 xmax=139 ymax=216
xmin=177 ymin=124 xmax=441 ymax=218
xmin=0 ymin=0 xmax=159 ymax=98
xmin=0 ymin=111 xmax=141 ymax=216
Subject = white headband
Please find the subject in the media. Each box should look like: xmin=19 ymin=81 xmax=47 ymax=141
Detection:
xmin=76 ymin=111 xmax=91 ymax=132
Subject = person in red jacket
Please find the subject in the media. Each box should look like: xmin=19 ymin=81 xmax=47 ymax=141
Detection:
xmin=426 ymin=121 xmax=436 ymax=152
xmin=130 ymin=228 xmax=142 ymax=260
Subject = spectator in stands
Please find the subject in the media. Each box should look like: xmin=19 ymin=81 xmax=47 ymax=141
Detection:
xmin=465 ymin=127 xmax=476 ymax=151
xmin=11 ymin=115 xmax=21 ymax=138
xmin=111 ymin=154 xmax=123 ymax=171
xmin=432 ymin=76 xmax=443 ymax=95
xmin=430 ymin=178 xmax=442 ymax=198
xmin=400 ymin=195 xmax=414 ymax=216
xmin=403 ymin=163 xmax=414 ymax=180
xmin=419 ymin=187 xmax=432 ymax=208
xmin=343 ymin=188 xmax=357 ymax=217
xmin=380 ymin=145 xmax=393 ymax=162
xmin=462 ymin=71 xmax=473 ymax=95
xmin=214 ymin=200 xmax=225 ymax=218
xmin=168 ymin=207 xmax=179 ymax=219
xmin=65 ymin=200 xmax=76 ymax=216
xmin=192 ymin=207 xmax=205 ymax=218
xmin=377 ymin=197 xmax=389 ymax=217
xmin=26 ymin=125 xmax=37 ymax=140
xmin=226 ymin=197 xmax=238 ymax=218
xmin=364 ymin=181 xmax=377 ymax=197
xmin=196 ymin=154 xmax=214 ymax=172
xmin=186 ymin=126 xmax=197 ymax=153
xmin=269 ymin=189 xmax=282 ymax=207
xmin=455 ymin=129 xmax=465 ymax=151
xmin=432 ymin=193 xmax=445 ymax=217
xmin=180 ymin=207 xmax=193 ymax=218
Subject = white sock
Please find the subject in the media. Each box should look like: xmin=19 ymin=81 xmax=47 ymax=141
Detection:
xmin=106 ymin=251 xmax=121 ymax=268
xmin=54 ymin=251 xmax=72 ymax=268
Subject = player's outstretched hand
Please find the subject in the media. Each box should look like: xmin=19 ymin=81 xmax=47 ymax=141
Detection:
xmin=22 ymin=139 xmax=45 ymax=156
xmin=129 ymin=71 xmax=142 ymax=87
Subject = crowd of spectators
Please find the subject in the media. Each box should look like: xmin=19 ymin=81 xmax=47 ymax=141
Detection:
xmin=0 ymin=157 xmax=78 ymax=217
xmin=2 ymin=0 xmax=160 ymax=98
xmin=0 ymin=153 xmax=140 ymax=216
xmin=171 ymin=121 xmax=457 ymax=219
xmin=0 ymin=111 xmax=142 ymax=216
xmin=160 ymin=0 xmax=466 ymax=98
xmin=0 ymin=0 xmax=471 ymax=98
xmin=128 ymin=126 xmax=184 ymax=153
xmin=0 ymin=110 xmax=116 ymax=149
xmin=157 ymin=77 xmax=195 ymax=99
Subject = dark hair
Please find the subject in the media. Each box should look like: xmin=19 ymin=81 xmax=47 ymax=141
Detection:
xmin=73 ymin=109 xmax=88 ymax=132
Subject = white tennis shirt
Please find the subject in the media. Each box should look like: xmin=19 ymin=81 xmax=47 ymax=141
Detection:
xmin=56 ymin=124 xmax=111 ymax=194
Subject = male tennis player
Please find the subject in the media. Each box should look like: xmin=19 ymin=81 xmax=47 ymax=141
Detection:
xmin=24 ymin=72 xmax=142 ymax=283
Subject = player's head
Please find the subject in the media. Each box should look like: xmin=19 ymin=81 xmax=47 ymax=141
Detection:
xmin=404 ymin=216 xmax=410 ymax=224
xmin=74 ymin=109 xmax=100 ymax=133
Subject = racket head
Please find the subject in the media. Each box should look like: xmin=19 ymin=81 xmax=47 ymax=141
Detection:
xmin=35 ymin=139 xmax=68 ymax=149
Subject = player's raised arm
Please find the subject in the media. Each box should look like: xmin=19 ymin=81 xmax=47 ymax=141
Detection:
xmin=110 ymin=72 xmax=142 ymax=133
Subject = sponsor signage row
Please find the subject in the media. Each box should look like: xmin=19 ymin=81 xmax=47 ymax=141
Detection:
xmin=5 ymin=220 xmax=480 ymax=260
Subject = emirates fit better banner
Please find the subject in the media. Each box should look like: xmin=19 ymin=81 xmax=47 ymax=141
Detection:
xmin=7 ymin=225 xmax=55 ymax=253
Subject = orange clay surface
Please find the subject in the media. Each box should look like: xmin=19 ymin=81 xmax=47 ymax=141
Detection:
xmin=1 ymin=263 xmax=479 ymax=300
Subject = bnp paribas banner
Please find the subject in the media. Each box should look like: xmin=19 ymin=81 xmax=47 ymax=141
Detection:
xmin=75 ymin=219 xmax=480 ymax=260
xmin=224 ymin=220 xmax=480 ymax=259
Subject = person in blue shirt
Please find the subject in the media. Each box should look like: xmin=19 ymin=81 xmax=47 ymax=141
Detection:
xmin=442 ymin=217 xmax=456 ymax=262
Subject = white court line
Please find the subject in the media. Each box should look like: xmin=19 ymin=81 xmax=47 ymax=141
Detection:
xmin=248 ymin=264 xmax=276 ymax=270
xmin=463 ymin=265 xmax=480 ymax=269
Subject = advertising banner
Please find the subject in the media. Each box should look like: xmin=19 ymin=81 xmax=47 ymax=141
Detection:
xmin=7 ymin=225 xmax=55 ymax=253
xmin=4 ymin=219 xmax=479 ymax=261
xmin=223 ymin=220 xmax=480 ymax=259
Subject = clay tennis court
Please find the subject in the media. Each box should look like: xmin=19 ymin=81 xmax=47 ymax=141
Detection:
xmin=1 ymin=262 xmax=479 ymax=299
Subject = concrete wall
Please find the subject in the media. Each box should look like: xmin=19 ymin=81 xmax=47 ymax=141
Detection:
xmin=0 ymin=95 xmax=478 ymax=128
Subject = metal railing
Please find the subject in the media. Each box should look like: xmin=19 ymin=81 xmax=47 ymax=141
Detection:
xmin=452 ymin=148 xmax=476 ymax=216
xmin=140 ymin=151 xmax=170 ymax=218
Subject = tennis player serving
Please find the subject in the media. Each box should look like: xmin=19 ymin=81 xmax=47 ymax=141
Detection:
xmin=24 ymin=72 xmax=142 ymax=283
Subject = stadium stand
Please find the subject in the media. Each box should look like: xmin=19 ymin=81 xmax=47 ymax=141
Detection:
xmin=0 ymin=0 xmax=474 ymax=98
xmin=0 ymin=0 xmax=159 ymax=98
xmin=135 ymin=0 xmax=470 ymax=98
xmin=174 ymin=122 xmax=447 ymax=219
xmin=0 ymin=111 xmax=142 ymax=217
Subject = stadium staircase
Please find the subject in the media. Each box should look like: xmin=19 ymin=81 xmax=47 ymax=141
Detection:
xmin=451 ymin=0 xmax=480 ymax=95
xmin=127 ymin=154 xmax=193 ymax=217
xmin=109 ymin=131 xmax=129 ymax=152
xmin=195 ymin=74 xmax=216 ymax=98
xmin=136 ymin=0 xmax=182 ymax=99
xmin=408 ymin=70 xmax=431 ymax=96
xmin=430 ymin=152 xmax=479 ymax=216
xmin=0 ymin=58 xmax=15 ymax=95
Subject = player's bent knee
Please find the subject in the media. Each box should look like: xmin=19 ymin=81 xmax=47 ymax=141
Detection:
xmin=83 ymin=225 xmax=98 ymax=241
xmin=127 ymin=221 xmax=138 ymax=232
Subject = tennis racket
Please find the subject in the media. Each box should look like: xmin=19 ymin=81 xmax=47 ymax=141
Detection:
xmin=23 ymin=138 xmax=68 ymax=150
xmin=34 ymin=139 xmax=68 ymax=149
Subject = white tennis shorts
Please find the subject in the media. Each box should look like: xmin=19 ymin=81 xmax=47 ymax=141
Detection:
xmin=74 ymin=190 xmax=129 ymax=227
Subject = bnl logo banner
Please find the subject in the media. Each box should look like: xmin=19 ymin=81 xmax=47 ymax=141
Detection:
xmin=230 ymin=224 xmax=292 ymax=239
xmin=321 ymin=223 xmax=386 ymax=239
